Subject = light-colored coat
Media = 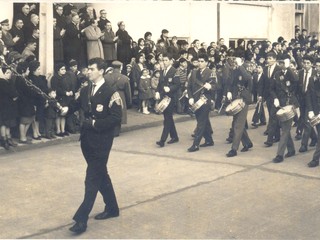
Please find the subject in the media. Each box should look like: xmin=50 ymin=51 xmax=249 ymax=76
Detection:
xmin=84 ymin=25 xmax=104 ymax=61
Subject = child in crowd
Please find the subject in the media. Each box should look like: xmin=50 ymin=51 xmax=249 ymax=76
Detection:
xmin=44 ymin=89 xmax=58 ymax=139
xmin=151 ymin=70 xmax=160 ymax=112
xmin=139 ymin=68 xmax=153 ymax=114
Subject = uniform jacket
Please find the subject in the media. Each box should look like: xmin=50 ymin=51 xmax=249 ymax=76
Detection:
xmin=297 ymin=68 xmax=317 ymax=109
xmin=225 ymin=65 xmax=253 ymax=104
xmin=157 ymin=66 xmax=180 ymax=99
xmin=1 ymin=31 xmax=15 ymax=51
xmin=71 ymin=82 xmax=122 ymax=147
xmin=84 ymin=25 xmax=104 ymax=60
xmin=187 ymin=68 xmax=216 ymax=102
xmin=260 ymin=64 xmax=282 ymax=99
xmin=104 ymin=69 xmax=132 ymax=124
xmin=270 ymin=68 xmax=299 ymax=108
xmin=306 ymin=73 xmax=320 ymax=114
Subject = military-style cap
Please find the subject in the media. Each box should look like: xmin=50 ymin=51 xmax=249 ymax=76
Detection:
xmin=111 ymin=60 xmax=123 ymax=68
xmin=0 ymin=19 xmax=9 ymax=25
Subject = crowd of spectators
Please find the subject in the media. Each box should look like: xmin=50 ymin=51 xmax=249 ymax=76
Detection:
xmin=0 ymin=3 xmax=319 ymax=150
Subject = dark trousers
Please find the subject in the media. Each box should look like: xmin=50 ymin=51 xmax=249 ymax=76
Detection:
xmin=267 ymin=105 xmax=280 ymax=142
xmin=45 ymin=118 xmax=55 ymax=137
xmin=312 ymin=124 xmax=320 ymax=161
xmin=193 ymin=104 xmax=213 ymax=146
xmin=231 ymin=105 xmax=252 ymax=151
xmin=277 ymin=118 xmax=295 ymax=157
xmin=301 ymin=107 xmax=317 ymax=147
xmin=160 ymin=101 xmax=178 ymax=142
xmin=252 ymin=101 xmax=266 ymax=124
xmin=73 ymin=134 xmax=119 ymax=223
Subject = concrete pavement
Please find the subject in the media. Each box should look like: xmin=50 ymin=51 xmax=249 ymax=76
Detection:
xmin=1 ymin=107 xmax=320 ymax=239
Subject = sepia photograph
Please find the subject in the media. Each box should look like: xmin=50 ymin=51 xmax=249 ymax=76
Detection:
xmin=0 ymin=0 xmax=320 ymax=238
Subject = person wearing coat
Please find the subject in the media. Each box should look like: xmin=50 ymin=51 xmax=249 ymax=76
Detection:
xmin=53 ymin=17 xmax=65 ymax=64
xmin=64 ymin=14 xmax=82 ymax=66
xmin=0 ymin=66 xmax=19 ymax=150
xmin=84 ymin=19 xmax=104 ymax=61
xmin=104 ymin=61 xmax=132 ymax=136
xmin=101 ymin=22 xmax=117 ymax=66
xmin=51 ymin=63 xmax=74 ymax=137
xmin=116 ymin=21 xmax=132 ymax=67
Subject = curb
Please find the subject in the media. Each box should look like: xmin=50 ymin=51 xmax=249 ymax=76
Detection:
xmin=0 ymin=105 xmax=255 ymax=155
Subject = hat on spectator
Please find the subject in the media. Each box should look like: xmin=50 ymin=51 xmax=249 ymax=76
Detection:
xmin=7 ymin=51 xmax=22 ymax=64
xmin=0 ymin=19 xmax=9 ymax=25
xmin=105 ymin=67 xmax=113 ymax=74
xmin=69 ymin=59 xmax=78 ymax=67
xmin=54 ymin=63 xmax=66 ymax=73
xmin=16 ymin=61 xmax=30 ymax=74
xmin=126 ymin=64 xmax=132 ymax=69
xmin=29 ymin=60 xmax=40 ymax=73
xmin=111 ymin=60 xmax=123 ymax=68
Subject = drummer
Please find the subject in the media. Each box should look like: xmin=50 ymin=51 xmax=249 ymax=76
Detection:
xmin=305 ymin=57 xmax=320 ymax=167
xmin=187 ymin=53 xmax=217 ymax=152
xmin=270 ymin=57 xmax=299 ymax=163
xmin=225 ymin=57 xmax=253 ymax=157
xmin=155 ymin=54 xmax=181 ymax=147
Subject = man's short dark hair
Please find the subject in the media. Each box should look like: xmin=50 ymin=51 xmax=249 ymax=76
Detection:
xmin=162 ymin=53 xmax=173 ymax=60
xmin=198 ymin=53 xmax=209 ymax=62
xmin=88 ymin=57 xmax=107 ymax=71
xmin=16 ymin=61 xmax=29 ymax=74
xmin=179 ymin=58 xmax=187 ymax=64
xmin=302 ymin=55 xmax=314 ymax=64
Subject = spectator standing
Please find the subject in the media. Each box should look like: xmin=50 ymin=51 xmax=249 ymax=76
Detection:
xmin=116 ymin=21 xmax=132 ymax=67
xmin=0 ymin=66 xmax=19 ymax=150
xmin=44 ymin=89 xmax=58 ymax=139
xmin=97 ymin=9 xmax=110 ymax=32
xmin=15 ymin=3 xmax=31 ymax=40
xmin=139 ymin=68 xmax=153 ymax=114
xmin=9 ymin=18 xmax=25 ymax=53
xmin=54 ymin=4 xmax=67 ymax=30
xmin=144 ymin=31 xmax=155 ymax=56
xmin=51 ymin=63 xmax=73 ymax=137
xmin=101 ymin=21 xmax=117 ymax=66
xmin=1 ymin=19 xmax=20 ymax=52
xmin=25 ymin=14 xmax=39 ymax=41
xmin=83 ymin=19 xmax=104 ymax=61
xmin=53 ymin=17 xmax=65 ymax=64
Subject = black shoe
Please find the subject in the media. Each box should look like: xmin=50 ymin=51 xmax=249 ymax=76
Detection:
xmin=167 ymin=138 xmax=179 ymax=144
xmin=199 ymin=141 xmax=214 ymax=147
xmin=226 ymin=149 xmax=237 ymax=157
xmin=191 ymin=134 xmax=195 ymax=138
xmin=308 ymin=159 xmax=319 ymax=168
xmin=69 ymin=222 xmax=87 ymax=234
xmin=240 ymin=143 xmax=253 ymax=152
xmin=32 ymin=136 xmax=41 ymax=140
xmin=156 ymin=141 xmax=164 ymax=147
xmin=7 ymin=138 xmax=17 ymax=147
xmin=264 ymin=141 xmax=273 ymax=147
xmin=226 ymin=137 xmax=232 ymax=143
xmin=259 ymin=122 xmax=266 ymax=126
xmin=56 ymin=132 xmax=64 ymax=137
xmin=309 ymin=140 xmax=317 ymax=147
xmin=285 ymin=151 xmax=295 ymax=158
xmin=273 ymin=155 xmax=284 ymax=163
xmin=63 ymin=132 xmax=70 ymax=136
xmin=188 ymin=145 xmax=199 ymax=152
xmin=94 ymin=211 xmax=119 ymax=220
xmin=1 ymin=140 xmax=10 ymax=150
xmin=299 ymin=145 xmax=308 ymax=153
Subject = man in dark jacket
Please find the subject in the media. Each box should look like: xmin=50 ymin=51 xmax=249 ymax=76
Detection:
xmin=155 ymin=54 xmax=180 ymax=147
xmin=69 ymin=58 xmax=121 ymax=234
xmin=306 ymin=58 xmax=320 ymax=167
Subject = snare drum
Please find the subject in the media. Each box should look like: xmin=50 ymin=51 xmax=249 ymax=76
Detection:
xmin=155 ymin=96 xmax=171 ymax=113
xmin=190 ymin=95 xmax=208 ymax=113
xmin=310 ymin=115 xmax=320 ymax=127
xmin=276 ymin=105 xmax=296 ymax=122
xmin=225 ymin=99 xmax=245 ymax=116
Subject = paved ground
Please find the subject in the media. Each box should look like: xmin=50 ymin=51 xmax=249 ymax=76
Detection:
xmin=1 ymin=108 xmax=320 ymax=239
